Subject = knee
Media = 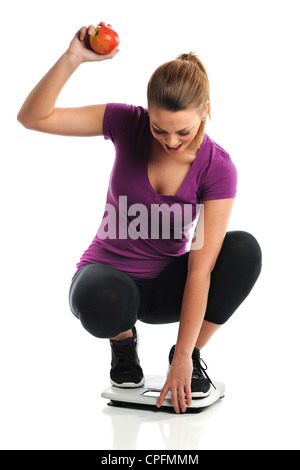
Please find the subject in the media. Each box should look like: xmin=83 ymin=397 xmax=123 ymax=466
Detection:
xmin=68 ymin=264 xmax=140 ymax=338
xmin=223 ymin=231 xmax=262 ymax=274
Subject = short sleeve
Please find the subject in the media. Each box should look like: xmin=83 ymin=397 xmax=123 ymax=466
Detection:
xmin=103 ymin=103 xmax=142 ymax=143
xmin=201 ymin=147 xmax=237 ymax=201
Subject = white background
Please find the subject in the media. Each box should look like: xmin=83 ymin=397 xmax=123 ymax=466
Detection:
xmin=1 ymin=0 xmax=299 ymax=450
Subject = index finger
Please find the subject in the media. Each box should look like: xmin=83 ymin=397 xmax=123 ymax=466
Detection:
xmin=156 ymin=384 xmax=169 ymax=408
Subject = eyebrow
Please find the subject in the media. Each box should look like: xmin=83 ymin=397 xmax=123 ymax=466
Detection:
xmin=152 ymin=124 xmax=193 ymax=133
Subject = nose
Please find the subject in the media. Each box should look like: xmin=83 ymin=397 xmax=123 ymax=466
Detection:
xmin=165 ymin=135 xmax=180 ymax=147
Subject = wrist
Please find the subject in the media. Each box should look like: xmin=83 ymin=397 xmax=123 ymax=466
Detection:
xmin=175 ymin=335 xmax=197 ymax=359
xmin=172 ymin=345 xmax=194 ymax=362
xmin=64 ymin=49 xmax=84 ymax=66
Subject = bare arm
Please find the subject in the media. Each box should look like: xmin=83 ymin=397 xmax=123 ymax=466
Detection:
xmin=175 ymin=198 xmax=235 ymax=356
xmin=157 ymin=198 xmax=235 ymax=413
xmin=17 ymin=23 xmax=119 ymax=136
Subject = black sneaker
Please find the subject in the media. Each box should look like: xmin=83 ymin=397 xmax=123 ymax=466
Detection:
xmin=169 ymin=345 xmax=214 ymax=398
xmin=110 ymin=326 xmax=145 ymax=388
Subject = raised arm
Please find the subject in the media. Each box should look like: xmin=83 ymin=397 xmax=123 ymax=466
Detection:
xmin=17 ymin=22 xmax=119 ymax=136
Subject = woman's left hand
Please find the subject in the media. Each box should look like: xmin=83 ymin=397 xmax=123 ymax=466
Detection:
xmin=157 ymin=354 xmax=193 ymax=413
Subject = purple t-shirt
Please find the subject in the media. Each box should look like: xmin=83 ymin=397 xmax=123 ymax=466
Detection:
xmin=74 ymin=103 xmax=237 ymax=280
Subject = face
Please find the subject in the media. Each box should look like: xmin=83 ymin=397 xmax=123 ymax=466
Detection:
xmin=148 ymin=106 xmax=205 ymax=156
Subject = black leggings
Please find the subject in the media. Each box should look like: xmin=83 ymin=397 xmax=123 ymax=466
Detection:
xmin=68 ymin=231 xmax=262 ymax=339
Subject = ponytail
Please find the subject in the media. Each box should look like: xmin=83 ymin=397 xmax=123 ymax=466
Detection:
xmin=177 ymin=51 xmax=207 ymax=75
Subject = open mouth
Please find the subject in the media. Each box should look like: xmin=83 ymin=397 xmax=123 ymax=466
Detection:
xmin=166 ymin=144 xmax=183 ymax=152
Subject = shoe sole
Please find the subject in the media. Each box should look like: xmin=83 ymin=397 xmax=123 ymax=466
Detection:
xmin=191 ymin=389 xmax=211 ymax=398
xmin=110 ymin=378 xmax=145 ymax=388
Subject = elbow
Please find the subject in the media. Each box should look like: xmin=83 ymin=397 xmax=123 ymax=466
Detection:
xmin=188 ymin=260 xmax=216 ymax=278
xmin=17 ymin=113 xmax=41 ymax=131
xmin=187 ymin=257 xmax=218 ymax=282
xmin=17 ymin=111 xmax=32 ymax=129
xmin=187 ymin=267 xmax=212 ymax=281
xmin=188 ymin=253 xmax=218 ymax=278
xmin=17 ymin=106 xmax=40 ymax=130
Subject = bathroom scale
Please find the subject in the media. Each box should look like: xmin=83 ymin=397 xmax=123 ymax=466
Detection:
xmin=101 ymin=375 xmax=225 ymax=413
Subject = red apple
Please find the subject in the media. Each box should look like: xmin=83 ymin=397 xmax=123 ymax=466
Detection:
xmin=89 ymin=26 xmax=119 ymax=55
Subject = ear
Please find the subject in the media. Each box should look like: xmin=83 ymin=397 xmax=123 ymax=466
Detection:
xmin=203 ymin=100 xmax=210 ymax=117
xmin=199 ymin=100 xmax=210 ymax=122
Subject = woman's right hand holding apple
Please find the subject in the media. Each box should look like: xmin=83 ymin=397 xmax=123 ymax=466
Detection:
xmin=17 ymin=21 xmax=119 ymax=136
xmin=67 ymin=22 xmax=119 ymax=64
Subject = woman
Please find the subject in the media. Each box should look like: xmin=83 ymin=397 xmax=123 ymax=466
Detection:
xmin=18 ymin=22 xmax=262 ymax=414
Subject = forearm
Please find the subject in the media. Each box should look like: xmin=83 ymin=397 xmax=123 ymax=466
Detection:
xmin=17 ymin=52 xmax=82 ymax=126
xmin=175 ymin=271 xmax=211 ymax=359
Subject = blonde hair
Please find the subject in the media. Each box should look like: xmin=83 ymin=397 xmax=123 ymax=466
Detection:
xmin=147 ymin=52 xmax=211 ymax=148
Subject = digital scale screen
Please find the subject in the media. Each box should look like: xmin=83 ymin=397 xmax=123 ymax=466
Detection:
xmin=142 ymin=389 xmax=161 ymax=398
